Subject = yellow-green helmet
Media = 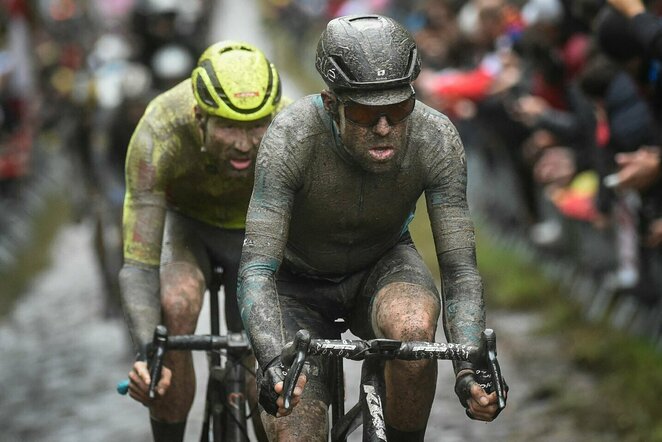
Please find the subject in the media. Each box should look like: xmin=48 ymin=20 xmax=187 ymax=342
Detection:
xmin=192 ymin=41 xmax=282 ymax=121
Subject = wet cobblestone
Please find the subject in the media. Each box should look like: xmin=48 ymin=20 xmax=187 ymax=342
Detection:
xmin=0 ymin=221 xmax=618 ymax=442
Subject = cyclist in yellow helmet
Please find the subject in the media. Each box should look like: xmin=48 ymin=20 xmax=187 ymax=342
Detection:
xmin=120 ymin=40 xmax=290 ymax=442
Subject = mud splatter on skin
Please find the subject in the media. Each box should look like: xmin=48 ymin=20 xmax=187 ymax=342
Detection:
xmin=322 ymin=90 xmax=410 ymax=175
xmin=160 ymin=262 xmax=205 ymax=334
xmin=261 ymin=400 xmax=328 ymax=442
xmin=375 ymin=282 xmax=440 ymax=430
xmin=140 ymin=261 xmax=205 ymax=422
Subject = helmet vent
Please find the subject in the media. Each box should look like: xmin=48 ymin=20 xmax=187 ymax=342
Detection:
xmin=196 ymin=74 xmax=217 ymax=108
xmin=218 ymin=45 xmax=255 ymax=55
xmin=330 ymin=55 xmax=356 ymax=81
xmin=406 ymin=48 xmax=416 ymax=74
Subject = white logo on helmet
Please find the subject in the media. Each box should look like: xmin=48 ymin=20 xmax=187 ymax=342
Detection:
xmin=377 ymin=69 xmax=386 ymax=76
xmin=327 ymin=68 xmax=336 ymax=80
xmin=234 ymin=91 xmax=260 ymax=98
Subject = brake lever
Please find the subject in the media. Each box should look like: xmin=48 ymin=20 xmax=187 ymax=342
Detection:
xmin=482 ymin=329 xmax=506 ymax=410
xmin=281 ymin=329 xmax=311 ymax=411
xmin=148 ymin=325 xmax=168 ymax=399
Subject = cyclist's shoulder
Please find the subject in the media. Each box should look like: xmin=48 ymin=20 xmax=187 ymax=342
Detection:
xmin=129 ymin=80 xmax=197 ymax=154
xmin=411 ymin=100 xmax=455 ymax=129
xmin=409 ymin=101 xmax=461 ymax=148
xmin=274 ymin=95 xmax=295 ymax=115
xmin=270 ymin=94 xmax=330 ymax=135
xmin=141 ymin=79 xmax=197 ymax=131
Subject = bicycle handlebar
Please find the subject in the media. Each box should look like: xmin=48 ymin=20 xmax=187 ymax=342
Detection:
xmin=116 ymin=325 xmax=251 ymax=398
xmin=281 ymin=328 xmax=507 ymax=412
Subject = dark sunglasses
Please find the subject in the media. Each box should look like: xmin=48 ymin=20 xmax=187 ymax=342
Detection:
xmin=338 ymin=96 xmax=416 ymax=127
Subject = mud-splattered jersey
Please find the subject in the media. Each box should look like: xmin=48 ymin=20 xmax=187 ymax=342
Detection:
xmin=122 ymin=79 xmax=289 ymax=267
xmin=239 ymin=94 xmax=485 ymax=366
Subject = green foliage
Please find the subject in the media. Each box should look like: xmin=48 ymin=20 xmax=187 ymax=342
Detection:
xmin=472 ymin=220 xmax=662 ymax=442
xmin=409 ymin=197 xmax=559 ymax=310
xmin=559 ymin=322 xmax=662 ymax=441
xmin=475 ymin=230 xmax=560 ymax=310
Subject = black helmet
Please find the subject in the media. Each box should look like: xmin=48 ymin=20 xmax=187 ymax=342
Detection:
xmin=315 ymin=15 xmax=420 ymax=105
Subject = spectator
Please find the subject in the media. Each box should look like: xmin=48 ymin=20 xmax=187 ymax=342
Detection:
xmin=579 ymin=52 xmax=657 ymax=296
xmin=607 ymin=0 xmax=662 ymax=59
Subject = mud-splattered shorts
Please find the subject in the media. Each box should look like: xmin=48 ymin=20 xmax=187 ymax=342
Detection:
xmin=161 ymin=209 xmax=245 ymax=332
xmin=274 ymin=233 xmax=440 ymax=404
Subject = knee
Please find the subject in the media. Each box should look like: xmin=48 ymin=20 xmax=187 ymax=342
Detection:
xmin=384 ymin=310 xmax=437 ymax=342
xmin=375 ymin=283 xmax=440 ymax=341
xmin=161 ymin=265 xmax=205 ymax=332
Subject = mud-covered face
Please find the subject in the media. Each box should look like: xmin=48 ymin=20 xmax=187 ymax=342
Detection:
xmin=331 ymin=94 xmax=411 ymax=173
xmin=202 ymin=114 xmax=271 ymax=176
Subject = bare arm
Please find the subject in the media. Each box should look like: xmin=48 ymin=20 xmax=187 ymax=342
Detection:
xmin=607 ymin=0 xmax=645 ymax=18
xmin=615 ymin=146 xmax=661 ymax=191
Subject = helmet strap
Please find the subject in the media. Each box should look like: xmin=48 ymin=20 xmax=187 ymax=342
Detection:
xmin=321 ymin=90 xmax=341 ymax=124
xmin=194 ymin=105 xmax=209 ymax=152
xmin=200 ymin=125 xmax=208 ymax=153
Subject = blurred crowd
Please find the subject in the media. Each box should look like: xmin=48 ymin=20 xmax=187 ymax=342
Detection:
xmin=263 ymin=0 xmax=662 ymax=340
xmin=0 ymin=0 xmax=216 ymax=315
xmin=1 ymin=0 xmax=213 ymax=191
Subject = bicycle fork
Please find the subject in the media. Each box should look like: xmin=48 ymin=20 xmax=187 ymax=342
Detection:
xmin=330 ymin=357 xmax=388 ymax=442
xmin=208 ymin=355 xmax=249 ymax=442
xmin=360 ymin=358 xmax=388 ymax=442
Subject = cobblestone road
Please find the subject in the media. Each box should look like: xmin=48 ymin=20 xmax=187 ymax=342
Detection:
xmin=0 ymin=220 xmax=619 ymax=441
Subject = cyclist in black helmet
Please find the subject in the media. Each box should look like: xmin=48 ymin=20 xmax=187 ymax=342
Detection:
xmin=238 ymin=15 xmax=506 ymax=441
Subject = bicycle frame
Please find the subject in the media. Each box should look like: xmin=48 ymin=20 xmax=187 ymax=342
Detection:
xmin=117 ymin=269 xmax=255 ymax=442
xmin=204 ymin=271 xmax=249 ymax=442
xmin=145 ymin=328 xmax=253 ymax=442
xmin=332 ymin=338 xmax=428 ymax=442
xmin=331 ymin=356 xmax=389 ymax=442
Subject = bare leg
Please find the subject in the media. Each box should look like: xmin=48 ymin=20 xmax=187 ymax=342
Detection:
xmin=374 ymin=282 xmax=440 ymax=432
xmin=151 ymin=261 xmax=205 ymax=422
xmin=261 ymin=399 xmax=328 ymax=442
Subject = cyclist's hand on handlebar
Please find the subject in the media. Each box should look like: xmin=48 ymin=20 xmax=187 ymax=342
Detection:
xmin=127 ymin=361 xmax=172 ymax=406
xmin=259 ymin=358 xmax=307 ymax=417
xmin=466 ymin=382 xmax=501 ymax=421
xmin=455 ymin=371 xmax=508 ymax=422
xmin=274 ymin=373 xmax=307 ymax=417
